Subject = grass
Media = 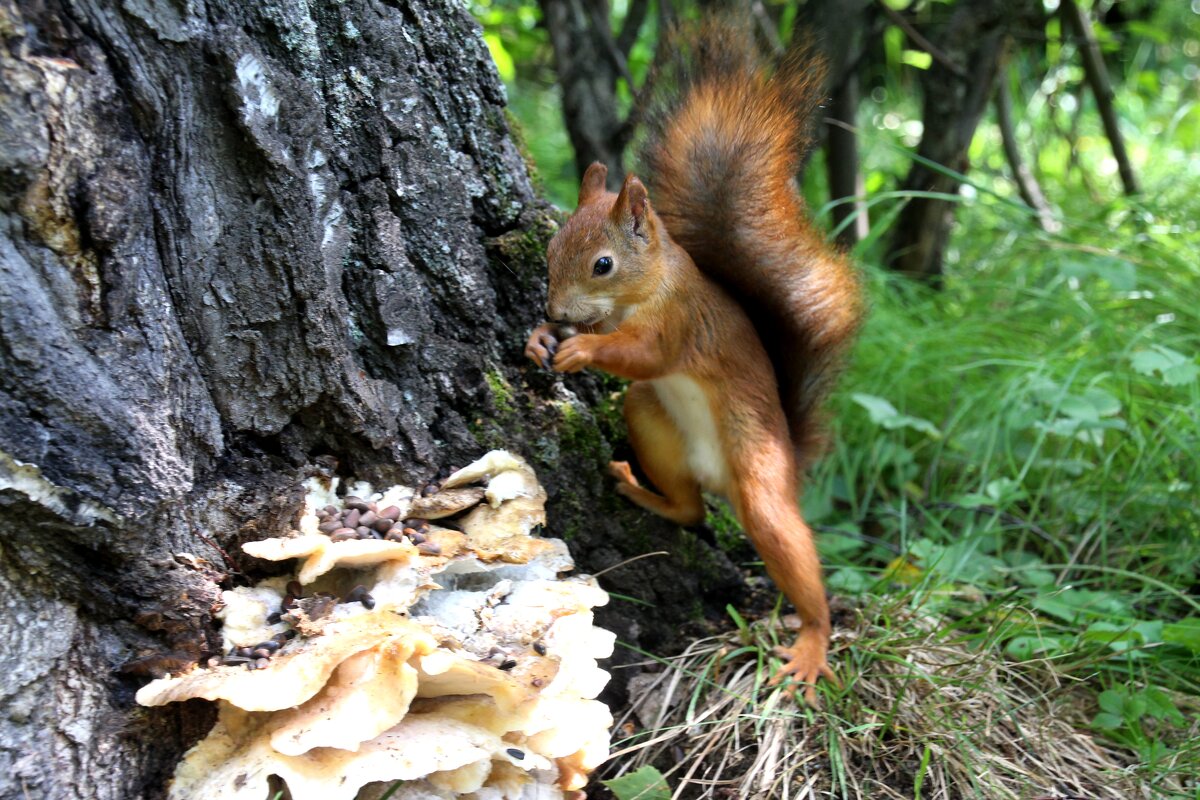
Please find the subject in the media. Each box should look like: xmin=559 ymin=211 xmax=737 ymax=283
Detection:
xmin=602 ymin=596 xmax=1187 ymax=799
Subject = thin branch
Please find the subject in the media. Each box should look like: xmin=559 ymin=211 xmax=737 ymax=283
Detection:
xmin=750 ymin=0 xmax=784 ymax=58
xmin=826 ymin=72 xmax=870 ymax=246
xmin=875 ymin=0 xmax=969 ymax=80
xmin=613 ymin=0 xmax=673 ymax=148
xmin=995 ymin=73 xmax=1060 ymax=233
xmin=616 ymin=0 xmax=650 ymax=56
xmin=1060 ymin=0 xmax=1139 ymax=195
xmin=588 ymin=1 xmax=637 ymax=90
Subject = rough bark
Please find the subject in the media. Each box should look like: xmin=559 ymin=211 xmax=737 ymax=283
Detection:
xmin=0 ymin=1 xmax=742 ymax=797
xmin=884 ymin=0 xmax=1041 ymax=283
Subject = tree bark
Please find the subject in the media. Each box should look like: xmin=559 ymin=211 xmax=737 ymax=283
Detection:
xmin=0 ymin=1 xmax=742 ymax=797
xmin=884 ymin=0 xmax=1041 ymax=283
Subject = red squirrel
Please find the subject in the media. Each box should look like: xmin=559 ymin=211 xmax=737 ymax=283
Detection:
xmin=524 ymin=22 xmax=862 ymax=703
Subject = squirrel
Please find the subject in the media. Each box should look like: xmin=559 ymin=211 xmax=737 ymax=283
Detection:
xmin=524 ymin=20 xmax=862 ymax=704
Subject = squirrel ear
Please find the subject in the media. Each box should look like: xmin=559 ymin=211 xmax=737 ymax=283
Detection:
xmin=578 ymin=162 xmax=608 ymax=205
xmin=612 ymin=174 xmax=652 ymax=243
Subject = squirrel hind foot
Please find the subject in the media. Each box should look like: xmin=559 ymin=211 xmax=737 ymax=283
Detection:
xmin=770 ymin=634 xmax=838 ymax=707
xmin=608 ymin=460 xmax=640 ymax=488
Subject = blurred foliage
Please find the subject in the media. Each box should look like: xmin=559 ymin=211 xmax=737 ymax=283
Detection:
xmin=470 ymin=0 xmax=1200 ymax=792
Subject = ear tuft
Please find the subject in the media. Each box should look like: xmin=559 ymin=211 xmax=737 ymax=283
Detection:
xmin=578 ymin=162 xmax=608 ymax=206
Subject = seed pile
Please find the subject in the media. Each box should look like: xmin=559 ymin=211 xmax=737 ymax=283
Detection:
xmin=208 ymin=632 xmax=292 ymax=671
xmin=317 ymin=498 xmax=425 ymax=542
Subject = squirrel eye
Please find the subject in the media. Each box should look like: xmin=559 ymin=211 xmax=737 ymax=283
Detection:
xmin=592 ymin=256 xmax=614 ymax=276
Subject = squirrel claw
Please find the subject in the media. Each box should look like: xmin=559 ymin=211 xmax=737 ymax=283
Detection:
xmin=769 ymin=636 xmax=837 ymax=707
xmin=525 ymin=325 xmax=561 ymax=371
xmin=607 ymin=460 xmax=640 ymax=488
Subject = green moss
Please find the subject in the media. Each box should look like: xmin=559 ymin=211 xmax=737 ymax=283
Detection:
xmin=705 ymin=497 xmax=744 ymax=553
xmin=487 ymin=210 xmax=560 ymax=285
xmin=556 ymin=400 xmax=609 ymax=462
xmin=484 ymin=370 xmax=515 ymax=415
xmin=505 ymin=109 xmax=543 ymax=194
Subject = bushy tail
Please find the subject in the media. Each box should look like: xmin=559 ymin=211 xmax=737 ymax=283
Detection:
xmin=640 ymin=18 xmax=863 ymax=470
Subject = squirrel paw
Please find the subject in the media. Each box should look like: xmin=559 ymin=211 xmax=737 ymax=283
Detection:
xmin=552 ymin=336 xmax=592 ymax=373
xmin=607 ymin=460 xmax=641 ymax=488
xmin=769 ymin=630 xmax=837 ymax=707
xmin=524 ymin=324 xmax=560 ymax=370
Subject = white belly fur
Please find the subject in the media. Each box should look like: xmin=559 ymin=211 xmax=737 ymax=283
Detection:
xmin=652 ymin=375 xmax=729 ymax=491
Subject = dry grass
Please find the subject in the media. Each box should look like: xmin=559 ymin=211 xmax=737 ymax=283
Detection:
xmin=601 ymin=598 xmax=1170 ymax=800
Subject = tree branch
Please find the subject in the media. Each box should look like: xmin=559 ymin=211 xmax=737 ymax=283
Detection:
xmin=995 ymin=73 xmax=1060 ymax=233
xmin=1060 ymin=0 xmax=1139 ymax=195
xmin=875 ymin=0 xmax=968 ymax=79
xmin=615 ymin=0 xmax=649 ymax=56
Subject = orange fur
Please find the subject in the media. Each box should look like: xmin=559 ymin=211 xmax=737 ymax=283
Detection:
xmin=525 ymin=23 xmax=861 ymax=704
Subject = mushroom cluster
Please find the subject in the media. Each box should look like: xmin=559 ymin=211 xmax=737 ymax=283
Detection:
xmin=137 ymin=451 xmax=614 ymax=799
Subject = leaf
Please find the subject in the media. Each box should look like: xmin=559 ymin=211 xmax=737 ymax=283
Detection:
xmin=851 ymin=393 xmax=941 ymax=438
xmin=827 ymin=567 xmax=870 ymax=594
xmin=985 ymin=478 xmax=1025 ymax=503
xmin=1081 ymin=387 xmax=1122 ymax=417
xmin=819 ymin=530 xmax=866 ymax=558
xmin=1083 ymin=621 xmax=1152 ymax=656
xmin=1098 ymin=689 xmax=1125 ymax=716
xmin=1032 ymin=588 xmax=1129 ymax=624
xmin=1142 ymin=686 xmax=1186 ymax=724
xmin=1131 ymin=346 xmax=1199 ymax=386
xmin=1005 ymin=635 xmax=1065 ymax=660
xmin=1058 ymin=255 xmax=1137 ymax=290
xmin=901 ymin=50 xmax=932 ymax=69
xmin=1091 ymin=711 xmax=1124 ymax=730
xmin=603 ymin=766 xmax=672 ymax=800
xmin=1059 ymin=394 xmax=1100 ymax=423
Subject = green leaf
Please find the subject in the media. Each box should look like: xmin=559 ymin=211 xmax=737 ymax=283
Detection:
xmin=1142 ymin=687 xmax=1186 ymax=724
xmin=819 ymin=530 xmax=866 ymax=558
xmin=603 ymin=766 xmax=672 ymax=800
xmin=1005 ymin=635 xmax=1065 ymax=660
xmin=901 ymin=50 xmax=932 ymax=69
xmin=1098 ymin=689 xmax=1125 ymax=716
xmin=1059 ymin=394 xmax=1101 ymax=422
xmin=827 ymin=567 xmax=871 ymax=594
xmin=1091 ymin=711 xmax=1124 ymax=730
xmin=851 ymin=393 xmax=941 ymax=437
xmin=1131 ymin=346 xmax=1199 ymax=386
xmin=1033 ymin=588 xmax=1129 ymax=624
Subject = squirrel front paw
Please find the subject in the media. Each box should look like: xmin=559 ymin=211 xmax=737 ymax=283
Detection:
xmin=552 ymin=336 xmax=593 ymax=373
xmin=524 ymin=324 xmax=560 ymax=369
xmin=769 ymin=628 xmax=838 ymax=706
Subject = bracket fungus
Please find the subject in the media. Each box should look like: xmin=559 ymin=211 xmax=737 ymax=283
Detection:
xmin=138 ymin=451 xmax=614 ymax=799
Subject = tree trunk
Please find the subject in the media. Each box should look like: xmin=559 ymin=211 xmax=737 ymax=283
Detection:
xmin=538 ymin=0 xmax=627 ymax=184
xmin=800 ymin=0 xmax=874 ymax=248
xmin=884 ymin=0 xmax=1040 ymax=283
xmin=0 ymin=1 xmax=742 ymax=797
